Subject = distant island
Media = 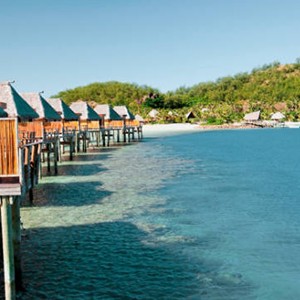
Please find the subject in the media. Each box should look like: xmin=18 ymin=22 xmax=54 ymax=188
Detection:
xmin=53 ymin=59 xmax=300 ymax=125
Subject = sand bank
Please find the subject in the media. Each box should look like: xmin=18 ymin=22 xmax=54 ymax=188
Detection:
xmin=142 ymin=123 xmax=255 ymax=137
xmin=143 ymin=123 xmax=199 ymax=137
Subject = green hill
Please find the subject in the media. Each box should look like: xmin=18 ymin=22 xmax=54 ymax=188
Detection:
xmin=53 ymin=60 xmax=300 ymax=123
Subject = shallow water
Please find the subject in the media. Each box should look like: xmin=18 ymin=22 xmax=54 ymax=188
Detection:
xmin=21 ymin=129 xmax=300 ymax=299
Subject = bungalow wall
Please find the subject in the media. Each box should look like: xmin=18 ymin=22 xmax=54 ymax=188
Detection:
xmin=80 ymin=120 xmax=100 ymax=131
xmin=43 ymin=121 xmax=63 ymax=133
xmin=63 ymin=120 xmax=79 ymax=131
xmin=131 ymin=120 xmax=140 ymax=126
xmin=18 ymin=120 xmax=43 ymax=141
xmin=0 ymin=119 xmax=19 ymax=178
xmin=104 ymin=120 xmax=124 ymax=128
xmin=104 ymin=119 xmax=139 ymax=128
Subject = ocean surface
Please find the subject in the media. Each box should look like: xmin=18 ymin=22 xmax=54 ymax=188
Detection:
xmin=20 ymin=128 xmax=300 ymax=299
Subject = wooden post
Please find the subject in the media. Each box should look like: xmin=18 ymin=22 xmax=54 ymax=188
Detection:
xmin=36 ymin=143 xmax=42 ymax=182
xmin=53 ymin=140 xmax=58 ymax=175
xmin=69 ymin=136 xmax=73 ymax=161
xmin=57 ymin=137 xmax=62 ymax=162
xmin=96 ymin=131 xmax=100 ymax=147
xmin=29 ymin=160 xmax=34 ymax=205
xmin=11 ymin=196 xmax=23 ymax=292
xmin=106 ymin=129 xmax=110 ymax=147
xmin=128 ymin=128 xmax=131 ymax=142
xmin=101 ymin=130 xmax=106 ymax=147
xmin=46 ymin=143 xmax=51 ymax=175
xmin=117 ymin=129 xmax=120 ymax=143
xmin=122 ymin=115 xmax=127 ymax=143
xmin=75 ymin=131 xmax=79 ymax=153
xmin=140 ymin=126 xmax=143 ymax=139
xmin=83 ymin=132 xmax=87 ymax=152
xmin=1 ymin=196 xmax=16 ymax=300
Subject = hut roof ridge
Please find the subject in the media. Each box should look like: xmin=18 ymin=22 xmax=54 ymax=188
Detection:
xmin=114 ymin=105 xmax=135 ymax=120
xmin=21 ymin=92 xmax=61 ymax=121
xmin=93 ymin=104 xmax=122 ymax=120
xmin=46 ymin=98 xmax=79 ymax=121
xmin=0 ymin=82 xmax=39 ymax=120
xmin=69 ymin=100 xmax=101 ymax=120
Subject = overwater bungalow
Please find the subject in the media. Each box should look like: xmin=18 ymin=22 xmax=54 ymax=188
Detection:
xmin=69 ymin=100 xmax=101 ymax=131
xmin=0 ymin=81 xmax=40 ymax=141
xmin=93 ymin=104 xmax=123 ymax=128
xmin=135 ymin=114 xmax=145 ymax=125
xmin=46 ymin=98 xmax=79 ymax=132
xmin=21 ymin=92 xmax=62 ymax=135
xmin=114 ymin=105 xmax=136 ymax=126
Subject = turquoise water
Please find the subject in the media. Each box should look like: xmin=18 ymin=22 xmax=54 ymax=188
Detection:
xmin=21 ymin=129 xmax=300 ymax=299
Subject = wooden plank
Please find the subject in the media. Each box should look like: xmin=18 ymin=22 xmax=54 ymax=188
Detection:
xmin=0 ymin=184 xmax=22 ymax=196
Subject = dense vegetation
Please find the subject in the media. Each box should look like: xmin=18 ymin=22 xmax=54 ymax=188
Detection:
xmin=54 ymin=60 xmax=300 ymax=124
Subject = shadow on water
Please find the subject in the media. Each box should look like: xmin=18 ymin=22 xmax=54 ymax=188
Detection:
xmin=21 ymin=221 xmax=201 ymax=300
xmin=29 ymin=181 xmax=112 ymax=207
xmin=41 ymin=152 xmax=112 ymax=177
xmin=33 ymin=151 xmax=114 ymax=207
xmin=19 ymin=222 xmax=255 ymax=300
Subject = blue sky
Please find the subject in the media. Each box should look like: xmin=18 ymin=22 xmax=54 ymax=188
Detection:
xmin=1 ymin=0 xmax=300 ymax=97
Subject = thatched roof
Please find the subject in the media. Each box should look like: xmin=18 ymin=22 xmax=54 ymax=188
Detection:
xmin=271 ymin=112 xmax=285 ymax=120
xmin=244 ymin=111 xmax=260 ymax=121
xmin=0 ymin=106 xmax=8 ymax=117
xmin=47 ymin=98 xmax=79 ymax=121
xmin=114 ymin=106 xmax=135 ymax=120
xmin=93 ymin=104 xmax=122 ymax=120
xmin=69 ymin=100 xmax=101 ymax=120
xmin=148 ymin=109 xmax=159 ymax=118
xmin=135 ymin=114 xmax=144 ymax=122
xmin=21 ymin=93 xmax=61 ymax=121
xmin=0 ymin=81 xmax=39 ymax=120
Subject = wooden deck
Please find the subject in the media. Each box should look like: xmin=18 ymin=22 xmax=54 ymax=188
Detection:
xmin=0 ymin=117 xmax=143 ymax=299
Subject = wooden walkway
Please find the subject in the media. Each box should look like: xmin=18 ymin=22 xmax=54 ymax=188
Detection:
xmin=0 ymin=118 xmax=143 ymax=299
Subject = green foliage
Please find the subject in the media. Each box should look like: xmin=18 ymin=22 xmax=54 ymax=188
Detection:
xmin=53 ymin=61 xmax=300 ymax=123
xmin=143 ymin=96 xmax=165 ymax=108
xmin=53 ymin=81 xmax=159 ymax=107
xmin=206 ymin=117 xmax=224 ymax=125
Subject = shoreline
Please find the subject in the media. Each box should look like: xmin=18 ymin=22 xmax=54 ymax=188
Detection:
xmin=142 ymin=123 xmax=262 ymax=137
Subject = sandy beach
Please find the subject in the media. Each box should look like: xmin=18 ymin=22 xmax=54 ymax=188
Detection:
xmin=143 ymin=123 xmax=200 ymax=137
xmin=142 ymin=122 xmax=255 ymax=137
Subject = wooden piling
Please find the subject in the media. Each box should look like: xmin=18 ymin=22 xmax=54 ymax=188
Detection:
xmin=1 ymin=196 xmax=16 ymax=300
xmin=11 ymin=197 xmax=23 ymax=292
xmin=53 ymin=140 xmax=58 ymax=175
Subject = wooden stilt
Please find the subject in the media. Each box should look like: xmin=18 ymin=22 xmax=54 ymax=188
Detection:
xmin=69 ymin=136 xmax=73 ymax=161
xmin=107 ymin=129 xmax=110 ymax=147
xmin=54 ymin=140 xmax=58 ymax=175
xmin=11 ymin=197 xmax=23 ymax=292
xmin=102 ymin=130 xmax=106 ymax=147
xmin=117 ymin=129 xmax=120 ymax=143
xmin=1 ymin=196 xmax=16 ymax=300
xmin=46 ymin=143 xmax=51 ymax=174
